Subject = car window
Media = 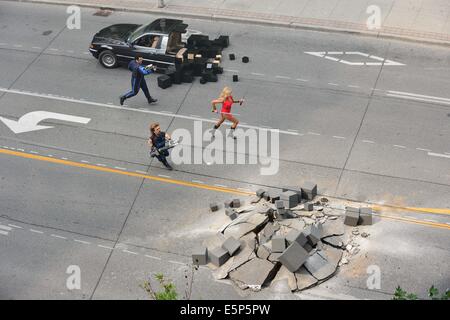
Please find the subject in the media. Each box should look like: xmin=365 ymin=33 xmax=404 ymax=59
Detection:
xmin=134 ymin=34 xmax=161 ymax=49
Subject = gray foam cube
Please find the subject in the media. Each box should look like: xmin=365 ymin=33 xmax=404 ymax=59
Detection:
xmin=256 ymin=189 xmax=266 ymax=198
xmin=280 ymin=191 xmax=298 ymax=208
xmin=304 ymin=224 xmax=322 ymax=245
xmin=359 ymin=207 xmax=373 ymax=225
xmin=229 ymin=212 xmax=238 ymax=220
xmin=278 ymin=241 xmax=309 ymax=272
xmin=210 ymin=202 xmax=219 ymax=212
xmin=232 ymin=198 xmax=241 ymax=208
xmin=224 ymin=200 xmax=232 ymax=208
xmin=344 ymin=210 xmax=360 ymax=226
xmin=268 ymin=191 xmax=280 ymax=203
xmin=275 ymin=200 xmax=285 ymax=209
xmin=192 ymin=247 xmax=208 ymax=265
xmin=301 ymin=182 xmax=317 ymax=200
xmin=304 ymin=202 xmax=313 ymax=211
xmin=272 ymin=236 xmax=287 ymax=253
xmin=286 ymin=229 xmax=308 ymax=247
xmin=209 ymin=246 xmax=230 ymax=267
xmin=221 ymin=237 xmax=241 ymax=256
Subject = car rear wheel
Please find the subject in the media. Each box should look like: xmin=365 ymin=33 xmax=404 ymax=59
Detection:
xmin=99 ymin=50 xmax=118 ymax=68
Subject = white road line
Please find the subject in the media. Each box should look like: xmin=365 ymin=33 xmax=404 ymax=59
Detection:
xmin=296 ymin=78 xmax=309 ymax=82
xmin=96 ymin=163 xmax=107 ymax=167
xmin=74 ymin=239 xmax=91 ymax=245
xmin=13 ymin=44 xmax=23 ymax=48
xmin=61 ymin=157 xmax=68 ymax=160
xmin=348 ymin=85 xmax=360 ymax=88
xmin=30 ymin=229 xmax=44 ymax=234
xmin=168 ymin=260 xmax=185 ymax=266
xmin=49 ymin=48 xmax=58 ymax=51
xmin=135 ymin=170 xmax=148 ymax=174
xmin=423 ymin=219 xmax=437 ymax=223
xmin=393 ymin=145 xmax=406 ymax=149
xmin=416 ymin=148 xmax=431 ymax=152
xmin=189 ymin=114 xmax=201 ymax=118
xmin=275 ymin=75 xmax=291 ymax=79
xmin=51 ymin=234 xmax=67 ymax=240
xmin=324 ymin=56 xmax=340 ymax=62
xmin=428 ymin=152 xmax=450 ymax=159
xmin=17 ymin=148 xmax=24 ymax=152
xmin=30 ymin=151 xmax=39 ymax=154
xmin=328 ymin=51 xmax=344 ymax=55
xmin=447 ymin=223 xmax=450 ymax=226
xmin=388 ymin=90 xmax=450 ymax=103
xmin=0 ymin=88 xmax=299 ymax=136
xmin=81 ymin=160 xmax=90 ymax=163
xmin=192 ymin=180 xmax=204 ymax=184
xmin=9 ymin=147 xmax=15 ymax=150
xmin=0 ymin=230 xmax=8 ymax=236
xmin=287 ymin=129 xmax=298 ymax=132
xmin=158 ymin=174 xmax=171 ymax=178
xmin=123 ymin=250 xmax=138 ymax=255
xmin=98 ymin=245 xmax=114 ymax=250
xmin=2 ymin=146 xmax=9 ymax=149
xmin=47 ymin=155 xmax=53 ymax=157
xmin=387 ymin=93 xmax=450 ymax=105
xmin=114 ymin=167 xmax=126 ymax=171
xmin=307 ymin=132 xmax=321 ymax=136
xmin=0 ymin=225 xmax=13 ymax=231
xmin=251 ymin=72 xmax=264 ymax=76
xmin=332 ymin=136 xmax=345 ymax=139
xmin=8 ymin=224 xmax=23 ymax=229
xmin=159 ymin=110 xmax=173 ymax=114
xmin=145 ymin=254 xmax=161 ymax=260
xmin=214 ymin=184 xmax=228 ymax=188
xmin=328 ymin=83 xmax=339 ymax=86
xmin=224 ymin=69 xmax=239 ymax=73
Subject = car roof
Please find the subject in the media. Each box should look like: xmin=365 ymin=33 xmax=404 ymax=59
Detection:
xmin=144 ymin=18 xmax=188 ymax=34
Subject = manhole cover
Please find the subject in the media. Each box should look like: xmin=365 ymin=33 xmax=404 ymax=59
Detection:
xmin=93 ymin=8 xmax=114 ymax=16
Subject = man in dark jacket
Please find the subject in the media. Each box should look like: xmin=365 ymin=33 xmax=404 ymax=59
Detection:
xmin=120 ymin=55 xmax=157 ymax=105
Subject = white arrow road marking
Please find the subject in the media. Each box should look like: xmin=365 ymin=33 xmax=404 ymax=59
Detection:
xmin=305 ymin=51 xmax=404 ymax=66
xmin=428 ymin=152 xmax=450 ymax=159
xmin=0 ymin=111 xmax=91 ymax=134
xmin=387 ymin=91 xmax=450 ymax=105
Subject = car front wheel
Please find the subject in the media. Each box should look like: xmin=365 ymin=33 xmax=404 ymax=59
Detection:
xmin=99 ymin=50 xmax=118 ymax=68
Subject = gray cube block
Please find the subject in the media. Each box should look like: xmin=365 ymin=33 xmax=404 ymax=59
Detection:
xmin=209 ymin=247 xmax=230 ymax=266
xmin=278 ymin=241 xmax=309 ymax=272
xmin=286 ymin=229 xmax=308 ymax=247
xmin=359 ymin=208 xmax=373 ymax=225
xmin=256 ymin=189 xmax=266 ymax=198
xmin=275 ymin=200 xmax=285 ymax=209
xmin=280 ymin=191 xmax=298 ymax=208
xmin=304 ymin=224 xmax=322 ymax=245
xmin=192 ymin=246 xmax=208 ymax=265
xmin=272 ymin=236 xmax=287 ymax=253
xmin=225 ymin=208 xmax=234 ymax=216
xmin=268 ymin=191 xmax=280 ymax=203
xmin=229 ymin=212 xmax=238 ymax=220
xmin=209 ymin=202 xmax=219 ymax=212
xmin=303 ymin=243 xmax=313 ymax=252
xmin=221 ymin=237 xmax=241 ymax=256
xmin=345 ymin=206 xmax=359 ymax=213
xmin=301 ymin=182 xmax=317 ymax=200
xmin=232 ymin=198 xmax=241 ymax=208
xmin=224 ymin=200 xmax=232 ymax=208
xmin=304 ymin=202 xmax=313 ymax=211
xmin=344 ymin=210 xmax=360 ymax=226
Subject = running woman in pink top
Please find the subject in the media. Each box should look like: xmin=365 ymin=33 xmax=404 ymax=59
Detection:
xmin=211 ymin=87 xmax=244 ymax=139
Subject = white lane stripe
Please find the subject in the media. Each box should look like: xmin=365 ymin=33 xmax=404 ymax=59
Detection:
xmin=332 ymin=136 xmax=345 ymax=139
xmin=388 ymin=91 xmax=450 ymax=103
xmin=17 ymin=148 xmax=24 ymax=152
xmin=51 ymin=234 xmax=67 ymax=239
xmin=30 ymin=151 xmax=39 ymax=154
xmin=49 ymin=48 xmax=58 ymax=51
xmin=0 ymin=88 xmax=298 ymax=136
xmin=324 ymin=56 xmax=340 ymax=62
xmin=428 ymin=152 xmax=450 ymax=159
xmin=393 ymin=145 xmax=406 ymax=149
xmin=214 ymin=184 xmax=228 ymax=188
xmin=2 ymin=146 xmax=9 ymax=149
xmin=275 ymin=75 xmax=291 ymax=79
xmin=251 ymin=72 xmax=264 ymax=76
xmin=387 ymin=94 xmax=450 ymax=106
xmin=328 ymin=83 xmax=339 ymax=86
xmin=287 ymin=129 xmax=298 ymax=132
xmin=362 ymin=140 xmax=375 ymax=144
xmin=145 ymin=254 xmax=161 ymax=260
xmin=224 ymin=69 xmax=239 ymax=73
xmin=114 ymin=167 xmax=126 ymax=170
xmin=158 ymin=174 xmax=171 ymax=178
xmin=61 ymin=157 xmax=68 ymax=160
xmin=168 ymin=260 xmax=185 ymax=266
xmin=81 ymin=160 xmax=90 ymax=163
xmin=348 ymin=85 xmax=360 ymax=88
xmin=30 ymin=229 xmax=44 ymax=234
xmin=98 ymin=245 xmax=114 ymax=250
xmin=416 ymin=148 xmax=431 ymax=152
xmin=136 ymin=170 xmax=148 ymax=174
xmin=189 ymin=114 xmax=201 ymax=118
xmin=192 ymin=180 xmax=204 ymax=184
xmin=74 ymin=239 xmax=91 ymax=245
xmin=308 ymin=132 xmax=320 ymax=136
xmin=0 ymin=230 xmax=8 ymax=236
xmin=423 ymin=219 xmax=437 ymax=223
xmin=0 ymin=225 xmax=13 ymax=231
xmin=328 ymin=51 xmax=344 ymax=55
xmin=47 ymin=155 xmax=53 ymax=157
xmin=296 ymin=78 xmax=309 ymax=82
xmin=96 ymin=163 xmax=106 ymax=167
xmin=123 ymin=250 xmax=138 ymax=255
xmin=8 ymin=224 xmax=23 ymax=229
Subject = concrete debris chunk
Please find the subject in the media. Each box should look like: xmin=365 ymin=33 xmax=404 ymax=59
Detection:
xmin=209 ymin=246 xmax=230 ymax=267
xmin=280 ymin=191 xmax=299 ymax=208
xmin=257 ymin=244 xmax=271 ymax=259
xmin=278 ymin=241 xmax=309 ymax=273
xmin=262 ymin=222 xmax=276 ymax=238
xmin=285 ymin=229 xmax=307 ymax=247
xmin=221 ymin=236 xmax=241 ymax=256
xmin=304 ymin=202 xmax=313 ymax=211
xmin=256 ymin=189 xmax=266 ymax=198
xmin=210 ymin=202 xmax=219 ymax=212
xmin=359 ymin=207 xmax=373 ymax=225
xmin=232 ymin=198 xmax=241 ymax=208
xmin=224 ymin=199 xmax=233 ymax=208
xmin=271 ymin=265 xmax=297 ymax=291
xmin=301 ymin=182 xmax=317 ymax=200
xmin=267 ymin=252 xmax=282 ymax=263
xmin=192 ymin=246 xmax=208 ymax=265
xmin=304 ymin=224 xmax=322 ymax=245
xmin=322 ymin=217 xmax=345 ymax=237
xmin=271 ymin=235 xmax=287 ymax=253
xmin=344 ymin=209 xmax=360 ymax=226
xmin=275 ymin=200 xmax=285 ymax=209
xmin=295 ymin=266 xmax=318 ymax=290
xmin=318 ymin=245 xmax=343 ymax=269
xmin=229 ymin=258 xmax=277 ymax=289
xmin=322 ymin=235 xmax=344 ymax=248
xmin=304 ymin=252 xmax=336 ymax=280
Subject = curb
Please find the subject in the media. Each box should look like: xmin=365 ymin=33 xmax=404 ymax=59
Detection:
xmin=11 ymin=0 xmax=450 ymax=47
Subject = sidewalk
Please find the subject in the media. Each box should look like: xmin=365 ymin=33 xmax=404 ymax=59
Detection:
xmin=11 ymin=0 xmax=450 ymax=46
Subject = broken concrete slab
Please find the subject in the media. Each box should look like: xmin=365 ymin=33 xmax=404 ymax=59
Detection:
xmin=240 ymin=232 xmax=257 ymax=251
xmin=267 ymin=252 xmax=282 ymax=263
xmin=278 ymin=241 xmax=309 ymax=273
xmin=321 ymin=217 xmax=345 ymax=238
xmin=212 ymin=246 xmax=256 ymax=280
xmin=271 ymin=236 xmax=287 ymax=253
xmin=295 ymin=267 xmax=318 ymax=290
xmin=257 ymin=244 xmax=271 ymax=259
xmin=344 ymin=210 xmax=359 ymax=226
xmin=222 ymin=236 xmax=241 ymax=256
xmin=322 ymin=235 xmax=344 ymax=248
xmin=192 ymin=246 xmax=208 ymax=265
xmin=301 ymin=182 xmax=317 ymax=200
xmin=209 ymin=246 xmax=230 ymax=267
xmin=285 ymin=229 xmax=307 ymax=247
xmin=262 ymin=222 xmax=276 ymax=238
xmin=304 ymin=252 xmax=336 ymax=281
xmin=287 ymin=219 xmax=306 ymax=231
xmin=318 ymin=245 xmax=343 ymax=269
xmin=234 ymin=204 xmax=255 ymax=214
xmin=256 ymin=202 xmax=273 ymax=214
xmin=229 ymin=258 xmax=278 ymax=289
xmin=280 ymin=191 xmax=299 ymax=208
xmin=224 ymin=222 xmax=258 ymax=239
xmin=271 ymin=265 xmax=297 ymax=291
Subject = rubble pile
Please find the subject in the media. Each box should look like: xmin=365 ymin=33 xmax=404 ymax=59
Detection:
xmin=192 ymin=183 xmax=374 ymax=293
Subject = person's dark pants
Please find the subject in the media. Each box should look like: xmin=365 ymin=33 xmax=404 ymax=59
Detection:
xmin=122 ymin=77 xmax=151 ymax=100
xmin=156 ymin=150 xmax=170 ymax=166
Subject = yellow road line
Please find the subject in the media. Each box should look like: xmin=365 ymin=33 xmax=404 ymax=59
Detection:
xmin=0 ymin=148 xmax=252 ymax=196
xmin=376 ymin=213 xmax=450 ymax=230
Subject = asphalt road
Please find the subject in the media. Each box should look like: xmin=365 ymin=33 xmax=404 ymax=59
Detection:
xmin=0 ymin=1 xmax=449 ymax=300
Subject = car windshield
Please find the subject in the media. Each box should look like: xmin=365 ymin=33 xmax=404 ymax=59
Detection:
xmin=128 ymin=24 xmax=147 ymax=43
